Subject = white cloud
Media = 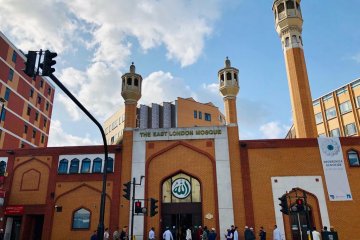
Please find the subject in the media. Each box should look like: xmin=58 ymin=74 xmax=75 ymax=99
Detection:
xmin=259 ymin=121 xmax=290 ymax=139
xmin=352 ymin=52 xmax=360 ymax=63
xmin=141 ymin=71 xmax=197 ymax=104
xmin=202 ymin=83 xmax=219 ymax=94
xmin=48 ymin=120 xmax=100 ymax=146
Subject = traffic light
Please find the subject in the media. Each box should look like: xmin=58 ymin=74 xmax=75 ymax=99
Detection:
xmin=40 ymin=50 xmax=57 ymax=76
xmin=123 ymin=181 xmax=131 ymax=200
xmin=150 ymin=198 xmax=158 ymax=217
xmin=296 ymin=198 xmax=304 ymax=212
xmin=278 ymin=194 xmax=289 ymax=215
xmin=23 ymin=51 xmax=37 ymax=77
xmin=135 ymin=201 xmax=142 ymax=214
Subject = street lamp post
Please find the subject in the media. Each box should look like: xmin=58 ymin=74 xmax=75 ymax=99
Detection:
xmin=47 ymin=74 xmax=109 ymax=240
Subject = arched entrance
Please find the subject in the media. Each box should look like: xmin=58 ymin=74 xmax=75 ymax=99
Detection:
xmin=161 ymin=173 xmax=202 ymax=240
xmin=289 ymin=204 xmax=313 ymax=240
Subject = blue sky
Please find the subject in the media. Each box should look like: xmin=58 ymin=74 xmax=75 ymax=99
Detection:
xmin=1 ymin=0 xmax=359 ymax=146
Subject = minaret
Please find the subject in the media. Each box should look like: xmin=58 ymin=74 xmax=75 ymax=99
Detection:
xmin=121 ymin=62 xmax=142 ymax=129
xmin=218 ymin=57 xmax=240 ymax=125
xmin=273 ymin=0 xmax=317 ymax=138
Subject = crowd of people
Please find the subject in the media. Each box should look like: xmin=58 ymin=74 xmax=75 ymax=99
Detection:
xmin=90 ymin=226 xmax=129 ymax=240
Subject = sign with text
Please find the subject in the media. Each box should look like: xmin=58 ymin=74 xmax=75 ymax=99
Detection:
xmin=5 ymin=205 xmax=24 ymax=215
xmin=318 ymin=138 xmax=352 ymax=201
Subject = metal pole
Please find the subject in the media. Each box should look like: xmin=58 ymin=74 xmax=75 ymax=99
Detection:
xmin=48 ymin=74 xmax=109 ymax=240
xmin=131 ymin=177 xmax=136 ymax=240
xmin=303 ymin=191 xmax=313 ymax=240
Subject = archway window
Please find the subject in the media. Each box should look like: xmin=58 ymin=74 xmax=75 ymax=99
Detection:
xmin=220 ymin=73 xmax=224 ymax=81
xmin=348 ymin=150 xmax=360 ymax=166
xmin=226 ymin=72 xmax=232 ymax=81
xmin=81 ymin=158 xmax=91 ymax=173
xmin=292 ymin=35 xmax=298 ymax=43
xmin=72 ymin=208 xmax=90 ymax=229
xmin=0 ymin=161 xmax=6 ymax=176
xmin=106 ymin=157 xmax=114 ymax=173
xmin=162 ymin=173 xmax=201 ymax=203
xmin=127 ymin=78 xmax=132 ymax=85
xmin=69 ymin=158 xmax=80 ymax=174
xmin=286 ymin=0 xmax=295 ymax=9
xmin=134 ymin=78 xmax=139 ymax=86
xmin=92 ymin=157 xmax=102 ymax=173
xmin=58 ymin=159 xmax=68 ymax=174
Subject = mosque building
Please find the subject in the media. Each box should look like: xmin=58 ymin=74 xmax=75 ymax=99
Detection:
xmin=0 ymin=0 xmax=359 ymax=239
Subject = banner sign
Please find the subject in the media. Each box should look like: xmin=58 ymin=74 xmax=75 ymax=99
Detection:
xmin=318 ymin=138 xmax=352 ymax=201
xmin=5 ymin=205 xmax=24 ymax=215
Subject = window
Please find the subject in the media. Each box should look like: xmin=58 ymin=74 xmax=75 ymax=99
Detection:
xmin=315 ymin=113 xmax=323 ymax=124
xmin=292 ymin=35 xmax=297 ymax=44
xmin=30 ymin=88 xmax=34 ymax=98
xmin=47 ymin=87 xmax=51 ymax=95
xmin=58 ymin=159 xmax=68 ymax=174
xmin=134 ymin=78 xmax=139 ymax=86
xmin=0 ymin=160 xmax=7 ymax=176
xmin=37 ymin=96 xmax=42 ymax=104
xmin=325 ymin=107 xmax=336 ymax=120
xmin=336 ymin=87 xmax=347 ymax=96
xmin=318 ymin=133 xmax=326 ymax=138
xmin=339 ymin=101 xmax=352 ymax=114
xmin=46 ymin=102 xmax=49 ymax=111
xmin=20 ymin=142 xmax=25 ymax=148
xmin=81 ymin=158 xmax=91 ymax=173
xmin=285 ymin=37 xmax=290 ymax=47
xmin=106 ymin=157 xmax=114 ymax=173
xmin=8 ymin=69 xmax=14 ymax=81
xmin=92 ymin=158 xmax=102 ymax=173
xmin=12 ymin=51 xmax=17 ymax=63
xmin=351 ymin=79 xmax=360 ymax=89
xmin=27 ymin=106 xmax=32 ymax=116
xmin=226 ymin=72 xmax=232 ymax=81
xmin=44 ymin=118 xmax=47 ymax=128
xmin=323 ymin=94 xmax=333 ymax=101
xmin=194 ymin=110 xmax=197 ymax=119
xmin=205 ymin=113 xmax=211 ymax=121
xmin=278 ymin=3 xmax=285 ymax=13
xmin=69 ymin=159 xmax=80 ymax=174
xmin=24 ymin=125 xmax=28 ymax=133
xmin=356 ymin=96 xmax=360 ymax=108
xmin=313 ymin=100 xmax=320 ymax=106
xmin=286 ymin=0 xmax=294 ymax=9
xmin=330 ymin=128 xmax=340 ymax=137
xmin=345 ymin=123 xmax=357 ymax=136
xmin=111 ymin=136 xmax=115 ymax=144
xmin=1 ymin=109 xmax=6 ymax=122
xmin=347 ymin=150 xmax=360 ymax=166
xmin=41 ymin=134 xmax=45 ymax=144
xmin=35 ymin=112 xmax=39 ymax=121
xmin=4 ymin=88 xmax=10 ymax=101
xmin=40 ymin=80 xmax=44 ymax=88
xmin=127 ymin=78 xmax=132 ymax=85
xmin=199 ymin=111 xmax=202 ymax=119
xmin=32 ymin=130 xmax=36 ymax=138
xmin=72 ymin=208 xmax=90 ymax=229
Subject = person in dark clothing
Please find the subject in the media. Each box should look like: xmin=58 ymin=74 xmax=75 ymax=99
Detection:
xmin=208 ymin=228 xmax=217 ymax=240
xmin=120 ymin=226 xmax=128 ymax=240
xmin=90 ymin=230 xmax=98 ymax=240
xmin=259 ymin=226 xmax=266 ymax=240
xmin=244 ymin=226 xmax=252 ymax=240
xmin=249 ymin=227 xmax=255 ymax=240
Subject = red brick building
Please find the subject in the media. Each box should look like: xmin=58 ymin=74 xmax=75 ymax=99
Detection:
xmin=0 ymin=32 xmax=55 ymax=149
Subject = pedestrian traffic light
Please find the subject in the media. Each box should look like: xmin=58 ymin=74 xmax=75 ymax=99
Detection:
xmin=135 ymin=201 xmax=142 ymax=214
xmin=23 ymin=51 xmax=37 ymax=77
xmin=296 ymin=198 xmax=304 ymax=212
xmin=278 ymin=194 xmax=289 ymax=215
xmin=123 ymin=181 xmax=131 ymax=200
xmin=150 ymin=198 xmax=158 ymax=217
xmin=40 ymin=50 xmax=57 ymax=76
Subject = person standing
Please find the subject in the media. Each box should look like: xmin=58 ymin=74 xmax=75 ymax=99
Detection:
xmin=249 ymin=228 xmax=255 ymax=240
xmin=149 ymin=227 xmax=155 ymax=240
xmin=202 ymin=226 xmax=208 ymax=240
xmin=120 ymin=226 xmax=128 ymax=240
xmin=208 ymin=228 xmax=217 ymax=240
xmin=244 ymin=226 xmax=252 ymax=240
xmin=163 ymin=227 xmax=174 ymax=240
xmin=312 ymin=227 xmax=321 ymax=240
xmin=90 ymin=230 xmax=98 ymax=240
xmin=186 ymin=227 xmax=192 ymax=240
xmin=259 ymin=226 xmax=266 ymax=240
xmin=233 ymin=227 xmax=238 ymax=240
xmin=113 ymin=227 xmax=120 ymax=240
xmin=226 ymin=229 xmax=233 ymax=240
xmin=197 ymin=226 xmax=203 ymax=240
xmin=273 ymin=225 xmax=281 ymax=240
xmin=104 ymin=228 xmax=110 ymax=240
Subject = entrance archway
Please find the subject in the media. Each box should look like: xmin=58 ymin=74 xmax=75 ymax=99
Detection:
xmin=161 ymin=173 xmax=202 ymax=240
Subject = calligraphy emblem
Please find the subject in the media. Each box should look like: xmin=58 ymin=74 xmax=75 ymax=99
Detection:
xmin=172 ymin=178 xmax=191 ymax=199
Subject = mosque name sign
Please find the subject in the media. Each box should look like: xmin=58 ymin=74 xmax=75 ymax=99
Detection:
xmin=139 ymin=129 xmax=222 ymax=138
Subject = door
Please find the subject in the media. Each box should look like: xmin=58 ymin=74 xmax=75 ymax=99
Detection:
xmin=290 ymin=209 xmax=313 ymax=240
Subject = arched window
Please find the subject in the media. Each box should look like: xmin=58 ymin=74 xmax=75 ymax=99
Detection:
xmin=92 ymin=157 xmax=102 ymax=173
xmin=220 ymin=73 xmax=224 ymax=81
xmin=134 ymin=78 xmax=139 ymax=86
xmin=348 ymin=150 xmax=360 ymax=166
xmin=81 ymin=158 xmax=91 ymax=173
xmin=106 ymin=157 xmax=114 ymax=173
xmin=278 ymin=3 xmax=285 ymax=14
xmin=292 ymin=35 xmax=298 ymax=44
xmin=285 ymin=37 xmax=290 ymax=47
xmin=286 ymin=0 xmax=295 ymax=9
xmin=72 ymin=208 xmax=91 ymax=229
xmin=162 ymin=173 xmax=201 ymax=203
xmin=226 ymin=72 xmax=232 ymax=81
xmin=69 ymin=158 xmax=80 ymax=174
xmin=0 ymin=161 xmax=6 ymax=176
xmin=127 ymin=78 xmax=132 ymax=85
xmin=58 ymin=159 xmax=68 ymax=174
xmin=234 ymin=73 xmax=238 ymax=81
